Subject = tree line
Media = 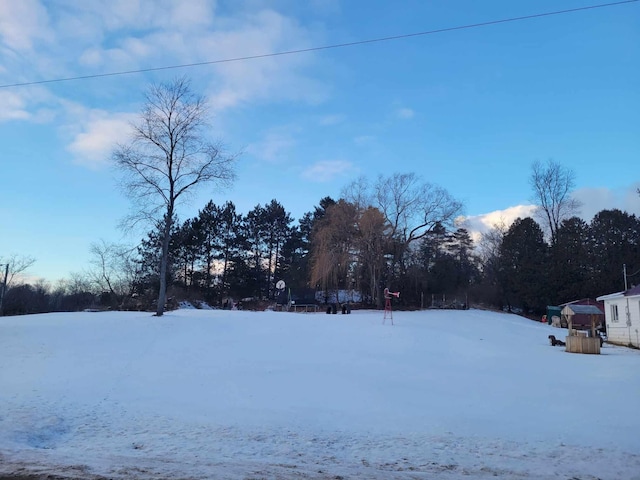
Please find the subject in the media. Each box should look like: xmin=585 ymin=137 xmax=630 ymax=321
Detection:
xmin=1 ymin=78 xmax=638 ymax=316
xmin=2 ymin=198 xmax=638 ymax=316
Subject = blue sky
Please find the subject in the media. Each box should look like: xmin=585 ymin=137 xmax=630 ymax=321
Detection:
xmin=1 ymin=0 xmax=639 ymax=283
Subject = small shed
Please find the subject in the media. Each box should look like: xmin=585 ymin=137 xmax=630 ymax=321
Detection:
xmin=561 ymin=304 xmax=602 ymax=354
xmin=559 ymin=299 xmax=604 ymax=329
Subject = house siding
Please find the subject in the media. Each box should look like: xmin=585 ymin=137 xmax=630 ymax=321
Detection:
xmin=602 ymin=296 xmax=640 ymax=348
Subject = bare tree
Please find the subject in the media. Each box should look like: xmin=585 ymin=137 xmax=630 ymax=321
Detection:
xmin=477 ymin=220 xmax=508 ymax=267
xmin=529 ymin=159 xmax=581 ymax=245
xmin=62 ymin=272 xmax=94 ymax=295
xmin=374 ymin=173 xmax=462 ymax=245
xmin=0 ymin=253 xmax=36 ymax=287
xmin=0 ymin=254 xmax=36 ymax=315
xmin=113 ymin=77 xmax=237 ymax=316
xmin=343 ymin=172 xmax=462 ymax=274
xmin=88 ymin=240 xmax=138 ymax=306
xmin=343 ymin=173 xmax=462 ymax=245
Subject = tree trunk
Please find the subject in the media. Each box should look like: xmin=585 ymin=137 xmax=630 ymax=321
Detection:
xmin=156 ymin=213 xmax=173 ymax=316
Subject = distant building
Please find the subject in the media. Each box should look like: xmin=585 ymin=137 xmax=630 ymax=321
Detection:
xmin=548 ymin=298 xmax=604 ymax=329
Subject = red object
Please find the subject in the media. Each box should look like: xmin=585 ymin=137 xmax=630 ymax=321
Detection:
xmin=383 ymin=288 xmax=399 ymax=325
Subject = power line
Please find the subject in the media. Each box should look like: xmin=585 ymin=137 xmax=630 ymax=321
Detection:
xmin=0 ymin=0 xmax=637 ymax=89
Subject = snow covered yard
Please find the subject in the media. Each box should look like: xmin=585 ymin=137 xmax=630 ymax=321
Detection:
xmin=1 ymin=308 xmax=639 ymax=479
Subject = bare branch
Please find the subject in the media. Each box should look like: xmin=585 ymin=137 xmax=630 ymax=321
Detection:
xmin=111 ymin=76 xmax=238 ymax=315
xmin=374 ymin=173 xmax=463 ymax=245
xmin=529 ymin=159 xmax=581 ymax=244
xmin=0 ymin=254 xmax=36 ymax=286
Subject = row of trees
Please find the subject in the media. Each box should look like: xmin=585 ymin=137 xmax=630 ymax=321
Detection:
xmin=481 ymin=210 xmax=639 ymax=313
xmin=3 ymin=200 xmax=637 ymax=316
xmin=1 ymin=77 xmax=638 ymax=316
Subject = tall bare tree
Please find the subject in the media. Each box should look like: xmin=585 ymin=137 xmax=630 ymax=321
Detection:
xmin=529 ymin=159 xmax=581 ymax=245
xmin=113 ymin=77 xmax=237 ymax=316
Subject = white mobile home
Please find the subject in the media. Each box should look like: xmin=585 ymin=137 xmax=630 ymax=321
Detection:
xmin=597 ymin=285 xmax=640 ymax=348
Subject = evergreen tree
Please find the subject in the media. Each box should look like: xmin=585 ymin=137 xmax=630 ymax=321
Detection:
xmin=173 ymin=218 xmax=202 ymax=290
xmin=588 ymin=209 xmax=640 ymax=294
xmin=217 ymin=201 xmax=246 ymax=296
xmin=498 ymin=217 xmax=549 ymax=313
xmin=549 ymin=217 xmax=590 ymax=303
xmin=194 ymin=201 xmax=222 ymax=291
xmin=262 ymin=199 xmax=294 ymax=298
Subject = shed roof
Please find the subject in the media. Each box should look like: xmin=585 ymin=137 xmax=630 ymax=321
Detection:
xmin=561 ymin=304 xmax=604 ymax=316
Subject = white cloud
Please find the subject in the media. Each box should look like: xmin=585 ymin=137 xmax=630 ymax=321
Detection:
xmin=0 ymin=91 xmax=31 ymax=121
xmin=0 ymin=2 xmax=329 ymax=169
xmin=200 ymin=10 xmax=328 ymax=110
xmin=301 ymin=160 xmax=356 ymax=182
xmin=0 ymin=86 xmax=60 ymax=123
xmin=59 ymin=0 xmax=214 ymax=33
xmin=459 ymin=204 xmax=538 ymax=244
xmin=0 ymin=0 xmax=52 ymax=52
xmin=67 ymin=111 xmax=136 ymax=169
xmin=3 ymin=2 xmax=327 ymax=110
xmin=459 ymin=184 xmax=640 ymax=247
xmin=396 ymin=107 xmax=415 ymax=119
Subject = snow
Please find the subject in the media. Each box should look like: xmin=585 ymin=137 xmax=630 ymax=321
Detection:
xmin=1 ymin=308 xmax=639 ymax=479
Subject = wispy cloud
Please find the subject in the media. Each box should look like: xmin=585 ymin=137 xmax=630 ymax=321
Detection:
xmin=0 ymin=86 xmax=59 ymax=123
xmin=203 ymin=10 xmax=328 ymax=110
xmin=0 ymin=0 xmax=52 ymax=52
xmin=247 ymin=126 xmax=297 ymax=163
xmin=67 ymin=111 xmax=136 ymax=169
xmin=0 ymin=1 xmax=330 ymax=169
xmin=396 ymin=107 xmax=415 ymax=119
xmin=0 ymin=91 xmax=31 ymax=121
xmin=301 ymin=160 xmax=356 ymax=182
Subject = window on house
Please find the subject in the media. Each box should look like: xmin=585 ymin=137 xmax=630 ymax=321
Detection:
xmin=611 ymin=304 xmax=619 ymax=322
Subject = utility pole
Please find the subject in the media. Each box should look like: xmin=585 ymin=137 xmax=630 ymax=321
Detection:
xmin=0 ymin=263 xmax=8 ymax=316
xmin=623 ymin=264 xmax=628 ymax=291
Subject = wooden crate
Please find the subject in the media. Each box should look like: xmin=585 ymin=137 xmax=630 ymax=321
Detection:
xmin=565 ymin=335 xmax=601 ymax=354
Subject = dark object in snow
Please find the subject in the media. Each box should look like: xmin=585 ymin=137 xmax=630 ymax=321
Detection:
xmin=548 ymin=335 xmax=566 ymax=347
